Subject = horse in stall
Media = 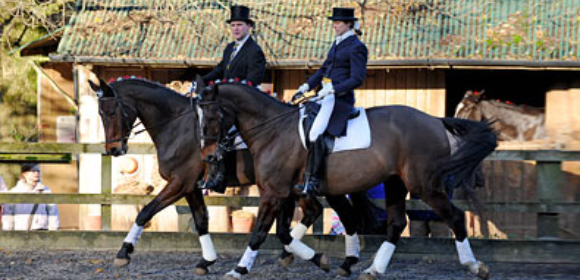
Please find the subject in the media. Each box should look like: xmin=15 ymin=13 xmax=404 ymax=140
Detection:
xmin=197 ymin=81 xmax=497 ymax=280
xmin=86 ymin=76 xmax=375 ymax=276
xmin=455 ymin=90 xmax=546 ymax=141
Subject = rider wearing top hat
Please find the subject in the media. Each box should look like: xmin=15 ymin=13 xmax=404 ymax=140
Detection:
xmin=202 ymin=5 xmax=267 ymax=193
xmin=293 ymin=7 xmax=368 ymax=196
xmin=202 ymin=5 xmax=266 ymax=87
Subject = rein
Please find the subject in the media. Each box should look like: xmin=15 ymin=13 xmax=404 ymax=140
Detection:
xmin=198 ymin=98 xmax=302 ymax=151
xmin=102 ymin=85 xmax=197 ymax=144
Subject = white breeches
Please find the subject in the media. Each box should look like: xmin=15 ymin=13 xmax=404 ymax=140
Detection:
xmin=309 ymin=94 xmax=335 ymax=142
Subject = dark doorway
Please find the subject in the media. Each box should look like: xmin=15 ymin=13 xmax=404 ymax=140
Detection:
xmin=445 ymin=70 xmax=577 ymax=117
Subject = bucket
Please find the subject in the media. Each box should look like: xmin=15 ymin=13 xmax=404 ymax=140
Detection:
xmin=84 ymin=215 xmax=102 ymax=231
xmin=231 ymin=210 xmax=255 ymax=233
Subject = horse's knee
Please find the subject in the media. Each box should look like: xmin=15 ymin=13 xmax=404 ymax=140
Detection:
xmin=301 ymin=206 xmax=322 ymax=227
xmin=276 ymin=231 xmax=292 ymax=245
xmin=389 ymin=218 xmax=407 ymax=234
xmin=135 ymin=204 xmax=156 ymax=226
xmin=249 ymin=231 xmax=269 ymax=251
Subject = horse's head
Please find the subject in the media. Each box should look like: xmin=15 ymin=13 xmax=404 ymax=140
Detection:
xmin=196 ymin=79 xmax=238 ymax=153
xmin=455 ymin=90 xmax=485 ymax=120
xmin=89 ymin=79 xmax=137 ymax=156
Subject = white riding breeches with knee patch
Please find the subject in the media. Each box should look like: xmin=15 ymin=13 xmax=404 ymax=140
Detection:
xmin=309 ymin=93 xmax=335 ymax=142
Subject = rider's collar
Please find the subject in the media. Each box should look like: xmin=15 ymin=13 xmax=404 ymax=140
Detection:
xmin=235 ymin=33 xmax=251 ymax=48
xmin=335 ymin=30 xmax=355 ymax=45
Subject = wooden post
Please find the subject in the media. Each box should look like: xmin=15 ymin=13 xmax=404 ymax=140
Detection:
xmin=536 ymin=161 xmax=563 ymax=239
xmin=101 ymin=155 xmax=112 ymax=231
xmin=313 ymin=215 xmax=323 ymax=234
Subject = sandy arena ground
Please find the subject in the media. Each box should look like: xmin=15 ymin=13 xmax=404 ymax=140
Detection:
xmin=1 ymin=250 xmax=579 ymax=280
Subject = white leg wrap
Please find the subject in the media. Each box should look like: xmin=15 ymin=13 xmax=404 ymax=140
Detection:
xmin=345 ymin=233 xmax=360 ymax=258
xmin=124 ymin=223 xmax=144 ymax=246
xmin=364 ymin=241 xmax=395 ymax=275
xmin=290 ymin=223 xmax=308 ymax=240
xmin=455 ymin=238 xmax=477 ymax=265
xmin=287 ymin=239 xmax=315 ymax=260
xmin=238 ymin=246 xmax=259 ymax=271
xmin=455 ymin=238 xmax=480 ymax=273
xmin=199 ymin=234 xmax=218 ymax=261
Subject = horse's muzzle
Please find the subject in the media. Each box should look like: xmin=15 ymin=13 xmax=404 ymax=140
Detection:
xmin=107 ymin=146 xmax=126 ymax=156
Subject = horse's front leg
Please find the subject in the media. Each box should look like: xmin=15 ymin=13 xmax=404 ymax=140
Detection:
xmin=114 ymin=177 xmax=186 ymax=268
xmin=184 ymin=187 xmax=217 ymax=275
xmin=278 ymin=195 xmax=323 ymax=268
xmin=326 ymin=195 xmax=361 ymax=277
xmin=223 ymin=194 xmax=282 ymax=280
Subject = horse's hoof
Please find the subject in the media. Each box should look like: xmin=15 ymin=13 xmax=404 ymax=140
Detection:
xmin=318 ymin=254 xmax=330 ymax=272
xmin=278 ymin=253 xmax=294 ymax=268
xmin=114 ymin=258 xmax=130 ymax=268
xmin=195 ymin=267 xmax=209 ymax=275
xmin=476 ymin=261 xmax=490 ymax=280
xmin=337 ymin=256 xmax=358 ymax=277
xmin=222 ymin=270 xmax=242 ymax=280
xmin=195 ymin=258 xmax=216 ymax=275
xmin=357 ymin=273 xmax=376 ymax=280
xmin=337 ymin=267 xmax=351 ymax=277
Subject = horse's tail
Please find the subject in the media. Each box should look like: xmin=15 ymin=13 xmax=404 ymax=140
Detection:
xmin=432 ymin=118 xmax=497 ymax=204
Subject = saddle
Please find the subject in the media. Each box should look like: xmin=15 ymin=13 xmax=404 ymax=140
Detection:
xmin=302 ymin=101 xmax=360 ymax=144
xmin=299 ymin=101 xmax=371 ymax=153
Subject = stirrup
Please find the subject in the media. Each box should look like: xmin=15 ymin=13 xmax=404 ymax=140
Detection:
xmin=204 ymin=174 xmax=225 ymax=193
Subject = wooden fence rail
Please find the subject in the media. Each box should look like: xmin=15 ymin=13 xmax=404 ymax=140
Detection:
xmin=1 ymin=143 xmax=579 ymax=238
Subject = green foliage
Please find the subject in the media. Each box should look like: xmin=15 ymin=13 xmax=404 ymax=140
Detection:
xmin=0 ymin=0 xmax=74 ymax=143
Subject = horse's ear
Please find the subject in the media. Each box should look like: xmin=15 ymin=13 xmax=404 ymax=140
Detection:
xmin=88 ymin=80 xmax=100 ymax=93
xmin=195 ymin=75 xmax=205 ymax=96
xmin=212 ymin=83 xmax=219 ymax=98
xmin=96 ymin=78 xmax=116 ymax=98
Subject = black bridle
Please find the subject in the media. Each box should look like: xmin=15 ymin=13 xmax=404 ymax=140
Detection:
xmin=197 ymin=88 xmax=302 ymax=152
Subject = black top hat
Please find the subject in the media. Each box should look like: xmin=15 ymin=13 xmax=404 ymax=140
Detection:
xmin=327 ymin=7 xmax=358 ymax=21
xmin=226 ymin=5 xmax=254 ymax=26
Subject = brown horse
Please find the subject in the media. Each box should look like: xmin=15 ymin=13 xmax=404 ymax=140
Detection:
xmin=87 ymin=77 xmax=374 ymax=275
xmin=455 ymin=90 xmax=546 ymax=141
xmin=198 ymin=82 xmax=497 ymax=280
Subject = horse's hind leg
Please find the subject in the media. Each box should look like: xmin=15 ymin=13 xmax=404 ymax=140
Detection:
xmin=184 ymin=187 xmax=218 ymax=275
xmin=278 ymin=195 xmax=323 ymax=268
xmin=114 ymin=178 xmax=186 ymax=268
xmin=325 ymin=195 xmax=361 ymax=277
xmin=361 ymin=177 xmax=407 ymax=279
xmin=421 ymin=190 xmax=489 ymax=279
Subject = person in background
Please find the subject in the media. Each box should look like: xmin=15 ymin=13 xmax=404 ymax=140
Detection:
xmin=201 ymin=5 xmax=267 ymax=193
xmin=2 ymin=163 xmax=60 ymax=231
xmin=0 ymin=175 xmax=6 ymax=228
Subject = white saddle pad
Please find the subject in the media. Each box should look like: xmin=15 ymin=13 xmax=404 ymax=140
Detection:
xmin=298 ymin=107 xmax=372 ymax=153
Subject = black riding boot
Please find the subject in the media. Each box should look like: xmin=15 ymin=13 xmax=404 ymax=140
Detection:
xmin=294 ymin=136 xmax=329 ymax=196
xmin=204 ymin=157 xmax=227 ymax=193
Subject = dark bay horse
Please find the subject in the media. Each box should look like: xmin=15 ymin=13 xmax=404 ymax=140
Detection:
xmin=198 ymin=82 xmax=497 ymax=280
xmin=455 ymin=90 xmax=546 ymax=141
xmin=87 ymin=77 xmax=370 ymax=275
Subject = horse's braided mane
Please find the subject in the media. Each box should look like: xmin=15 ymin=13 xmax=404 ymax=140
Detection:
xmin=109 ymin=77 xmax=187 ymax=99
xmin=213 ymin=81 xmax=296 ymax=108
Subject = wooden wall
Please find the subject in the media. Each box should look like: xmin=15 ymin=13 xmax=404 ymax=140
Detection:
xmin=275 ymin=69 xmax=446 ymax=117
xmin=38 ymin=62 xmax=78 ymax=229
